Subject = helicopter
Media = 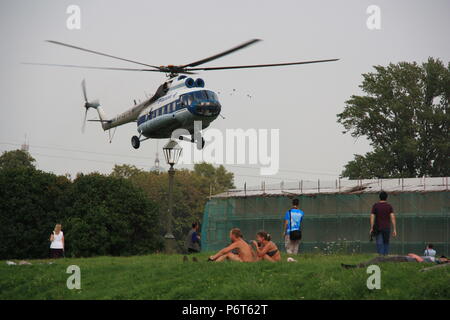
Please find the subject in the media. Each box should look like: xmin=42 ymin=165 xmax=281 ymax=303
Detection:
xmin=25 ymin=39 xmax=338 ymax=149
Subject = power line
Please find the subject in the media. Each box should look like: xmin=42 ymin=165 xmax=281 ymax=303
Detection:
xmin=1 ymin=147 xmax=317 ymax=182
xmin=31 ymin=152 xmax=154 ymax=168
xmin=0 ymin=142 xmax=154 ymax=160
xmin=219 ymin=163 xmax=339 ymax=176
xmin=32 ymin=152 xmax=303 ymax=181
xmin=0 ymin=141 xmax=340 ymax=177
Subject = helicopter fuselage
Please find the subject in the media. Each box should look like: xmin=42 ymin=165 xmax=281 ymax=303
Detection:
xmin=90 ymin=75 xmax=221 ymax=148
xmin=136 ymin=76 xmax=221 ymax=139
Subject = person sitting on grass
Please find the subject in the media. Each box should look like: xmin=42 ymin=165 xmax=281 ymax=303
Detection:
xmin=341 ymin=254 xmax=449 ymax=269
xmin=252 ymin=231 xmax=281 ymax=262
xmin=424 ymin=243 xmax=436 ymax=258
xmin=208 ymin=228 xmax=255 ymax=262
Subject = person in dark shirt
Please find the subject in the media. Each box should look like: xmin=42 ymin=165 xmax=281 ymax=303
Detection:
xmin=186 ymin=222 xmax=201 ymax=254
xmin=370 ymin=191 xmax=397 ymax=255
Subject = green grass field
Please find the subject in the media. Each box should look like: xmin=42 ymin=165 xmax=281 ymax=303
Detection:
xmin=1 ymin=253 xmax=449 ymax=300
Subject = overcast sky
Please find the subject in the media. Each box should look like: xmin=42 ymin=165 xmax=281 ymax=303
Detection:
xmin=1 ymin=0 xmax=449 ymax=188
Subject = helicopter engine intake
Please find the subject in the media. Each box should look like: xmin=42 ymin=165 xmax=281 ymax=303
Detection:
xmin=195 ymin=78 xmax=205 ymax=87
xmin=185 ymin=77 xmax=195 ymax=88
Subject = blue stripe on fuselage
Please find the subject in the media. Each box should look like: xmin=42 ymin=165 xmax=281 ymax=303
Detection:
xmin=137 ymin=99 xmax=183 ymax=126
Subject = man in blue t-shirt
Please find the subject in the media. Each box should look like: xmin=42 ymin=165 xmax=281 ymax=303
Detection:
xmin=283 ymin=199 xmax=304 ymax=254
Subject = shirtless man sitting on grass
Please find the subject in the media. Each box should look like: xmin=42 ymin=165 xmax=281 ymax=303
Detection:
xmin=208 ymin=228 xmax=255 ymax=262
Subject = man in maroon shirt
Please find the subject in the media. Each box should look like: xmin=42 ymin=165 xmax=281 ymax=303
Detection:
xmin=370 ymin=191 xmax=397 ymax=255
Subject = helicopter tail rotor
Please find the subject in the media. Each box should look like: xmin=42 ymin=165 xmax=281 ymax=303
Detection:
xmin=81 ymin=79 xmax=100 ymax=133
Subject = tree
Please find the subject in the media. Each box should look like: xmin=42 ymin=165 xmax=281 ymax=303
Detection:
xmin=59 ymin=173 xmax=163 ymax=257
xmin=123 ymin=169 xmax=210 ymax=250
xmin=338 ymin=58 xmax=450 ymax=179
xmin=110 ymin=164 xmax=144 ymax=179
xmin=194 ymin=162 xmax=235 ymax=193
xmin=115 ymin=162 xmax=235 ymax=251
xmin=0 ymin=150 xmax=36 ymax=170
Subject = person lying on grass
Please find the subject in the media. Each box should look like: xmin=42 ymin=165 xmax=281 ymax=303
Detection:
xmin=208 ymin=228 xmax=255 ymax=262
xmin=252 ymin=231 xmax=281 ymax=262
xmin=341 ymin=254 xmax=449 ymax=269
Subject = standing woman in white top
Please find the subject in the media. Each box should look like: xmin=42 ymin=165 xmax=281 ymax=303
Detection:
xmin=49 ymin=224 xmax=64 ymax=258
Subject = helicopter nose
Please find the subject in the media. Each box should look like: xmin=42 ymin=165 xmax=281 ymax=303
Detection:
xmin=195 ymin=101 xmax=221 ymax=116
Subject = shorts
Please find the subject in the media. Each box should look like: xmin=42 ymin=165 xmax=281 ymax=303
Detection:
xmin=50 ymin=248 xmax=64 ymax=258
xmin=285 ymin=235 xmax=300 ymax=254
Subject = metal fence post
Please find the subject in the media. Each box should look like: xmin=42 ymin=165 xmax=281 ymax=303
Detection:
xmin=209 ymin=183 xmax=212 ymax=200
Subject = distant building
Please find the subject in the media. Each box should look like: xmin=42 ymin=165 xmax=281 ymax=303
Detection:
xmin=149 ymin=152 xmax=164 ymax=173
xmin=20 ymin=136 xmax=29 ymax=153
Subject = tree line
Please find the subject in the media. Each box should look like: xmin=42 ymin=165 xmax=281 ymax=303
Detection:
xmin=0 ymin=150 xmax=234 ymax=259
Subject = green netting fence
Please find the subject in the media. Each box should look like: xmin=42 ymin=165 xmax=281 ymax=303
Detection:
xmin=201 ymin=191 xmax=450 ymax=256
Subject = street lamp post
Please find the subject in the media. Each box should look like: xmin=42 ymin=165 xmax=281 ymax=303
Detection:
xmin=162 ymin=140 xmax=182 ymax=254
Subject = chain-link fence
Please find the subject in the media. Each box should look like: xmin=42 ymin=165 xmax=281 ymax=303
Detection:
xmin=201 ymin=178 xmax=450 ymax=256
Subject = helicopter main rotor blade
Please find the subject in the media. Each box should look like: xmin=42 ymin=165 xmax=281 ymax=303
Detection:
xmin=23 ymin=62 xmax=162 ymax=72
xmin=180 ymin=39 xmax=261 ymax=68
xmin=46 ymin=40 xmax=161 ymax=70
xmin=186 ymin=58 xmax=340 ymax=71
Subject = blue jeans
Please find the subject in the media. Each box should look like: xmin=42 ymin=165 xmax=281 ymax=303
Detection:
xmin=376 ymin=228 xmax=390 ymax=255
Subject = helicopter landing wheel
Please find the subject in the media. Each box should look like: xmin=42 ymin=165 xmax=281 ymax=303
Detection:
xmin=131 ymin=136 xmax=140 ymax=149
xmin=196 ymin=137 xmax=205 ymax=150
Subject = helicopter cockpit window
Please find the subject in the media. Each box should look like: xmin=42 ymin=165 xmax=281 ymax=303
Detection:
xmin=181 ymin=92 xmax=218 ymax=105
xmin=194 ymin=91 xmax=208 ymax=100
xmin=206 ymin=91 xmax=218 ymax=101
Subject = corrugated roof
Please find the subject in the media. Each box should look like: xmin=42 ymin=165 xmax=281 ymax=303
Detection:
xmin=212 ymin=177 xmax=449 ymax=198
